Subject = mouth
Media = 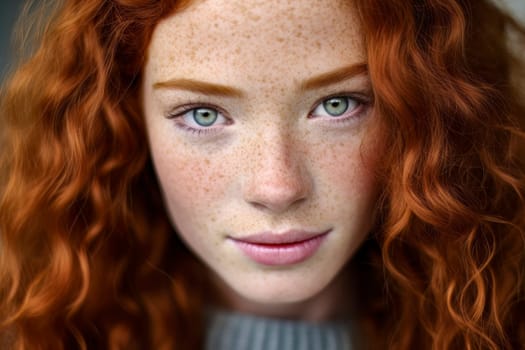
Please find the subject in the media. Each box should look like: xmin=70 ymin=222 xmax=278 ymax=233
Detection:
xmin=228 ymin=229 xmax=331 ymax=266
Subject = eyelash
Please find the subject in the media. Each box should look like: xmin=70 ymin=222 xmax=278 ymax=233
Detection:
xmin=165 ymin=93 xmax=372 ymax=136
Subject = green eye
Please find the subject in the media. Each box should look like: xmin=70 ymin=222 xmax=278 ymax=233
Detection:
xmin=322 ymin=97 xmax=349 ymax=116
xmin=193 ymin=108 xmax=218 ymax=126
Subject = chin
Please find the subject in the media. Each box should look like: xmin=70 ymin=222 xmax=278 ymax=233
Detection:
xmin=242 ymin=284 xmax=325 ymax=305
xmin=216 ymin=265 xmax=343 ymax=312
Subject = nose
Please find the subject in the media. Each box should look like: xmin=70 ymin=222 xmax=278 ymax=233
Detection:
xmin=242 ymin=129 xmax=312 ymax=213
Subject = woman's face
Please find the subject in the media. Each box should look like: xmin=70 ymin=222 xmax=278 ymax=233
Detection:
xmin=142 ymin=0 xmax=379 ymax=308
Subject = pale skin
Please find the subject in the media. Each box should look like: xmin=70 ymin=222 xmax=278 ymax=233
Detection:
xmin=142 ymin=0 xmax=380 ymax=321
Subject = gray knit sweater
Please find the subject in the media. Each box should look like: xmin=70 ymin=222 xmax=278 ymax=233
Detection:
xmin=205 ymin=310 xmax=357 ymax=350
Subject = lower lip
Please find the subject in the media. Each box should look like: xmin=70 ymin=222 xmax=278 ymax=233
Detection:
xmin=231 ymin=233 xmax=329 ymax=266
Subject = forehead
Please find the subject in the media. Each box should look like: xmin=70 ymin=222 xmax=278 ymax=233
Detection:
xmin=145 ymin=0 xmax=365 ymax=89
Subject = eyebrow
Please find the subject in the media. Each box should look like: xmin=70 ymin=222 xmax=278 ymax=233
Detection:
xmin=299 ymin=63 xmax=368 ymax=91
xmin=152 ymin=62 xmax=368 ymax=97
xmin=153 ymin=78 xmax=244 ymax=98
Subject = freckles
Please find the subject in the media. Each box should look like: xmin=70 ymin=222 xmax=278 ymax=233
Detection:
xmin=184 ymin=157 xmax=225 ymax=198
xmin=319 ymin=140 xmax=375 ymax=192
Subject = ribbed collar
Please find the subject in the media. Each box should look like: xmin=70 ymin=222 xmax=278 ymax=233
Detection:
xmin=205 ymin=309 xmax=357 ymax=350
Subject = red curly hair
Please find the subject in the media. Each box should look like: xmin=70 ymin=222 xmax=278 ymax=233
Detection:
xmin=1 ymin=0 xmax=524 ymax=349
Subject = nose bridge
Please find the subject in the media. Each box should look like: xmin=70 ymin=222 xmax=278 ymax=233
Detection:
xmin=259 ymin=126 xmax=295 ymax=172
xmin=243 ymin=123 xmax=311 ymax=212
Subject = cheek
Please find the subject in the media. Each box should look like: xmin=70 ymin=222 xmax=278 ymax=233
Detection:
xmin=150 ymin=144 xmax=232 ymax=228
xmin=315 ymin=139 xmax=379 ymax=204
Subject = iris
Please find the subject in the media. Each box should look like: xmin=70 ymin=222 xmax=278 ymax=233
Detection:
xmin=323 ymin=97 xmax=349 ymax=116
xmin=193 ymin=108 xmax=218 ymax=126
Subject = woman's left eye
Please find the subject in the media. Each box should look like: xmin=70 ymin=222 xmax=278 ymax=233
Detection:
xmin=310 ymin=96 xmax=364 ymax=119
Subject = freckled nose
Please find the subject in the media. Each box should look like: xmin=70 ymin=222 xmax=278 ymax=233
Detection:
xmin=242 ymin=131 xmax=312 ymax=213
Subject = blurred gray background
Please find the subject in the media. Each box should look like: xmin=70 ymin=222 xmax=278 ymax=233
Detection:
xmin=1 ymin=0 xmax=525 ymax=80
xmin=1 ymin=1 xmax=24 ymax=80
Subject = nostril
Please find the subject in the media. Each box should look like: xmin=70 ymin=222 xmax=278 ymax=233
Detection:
xmin=249 ymin=201 xmax=268 ymax=211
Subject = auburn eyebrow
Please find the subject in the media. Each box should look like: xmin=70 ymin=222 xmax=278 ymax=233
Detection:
xmin=299 ymin=63 xmax=368 ymax=91
xmin=152 ymin=62 xmax=368 ymax=97
xmin=153 ymin=78 xmax=245 ymax=98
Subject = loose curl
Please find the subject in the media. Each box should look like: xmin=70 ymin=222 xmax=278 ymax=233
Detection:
xmin=0 ymin=1 xmax=203 ymax=349
xmin=0 ymin=0 xmax=524 ymax=349
xmin=356 ymin=0 xmax=525 ymax=348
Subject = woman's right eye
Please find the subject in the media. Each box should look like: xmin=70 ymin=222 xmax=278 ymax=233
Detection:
xmin=168 ymin=106 xmax=231 ymax=134
xmin=186 ymin=107 xmax=222 ymax=126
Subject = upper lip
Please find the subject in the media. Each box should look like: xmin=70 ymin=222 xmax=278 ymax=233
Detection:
xmin=230 ymin=229 xmax=331 ymax=245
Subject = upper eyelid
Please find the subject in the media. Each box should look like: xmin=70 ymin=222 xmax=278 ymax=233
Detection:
xmin=165 ymin=102 xmax=229 ymax=119
xmin=320 ymin=91 xmax=372 ymax=104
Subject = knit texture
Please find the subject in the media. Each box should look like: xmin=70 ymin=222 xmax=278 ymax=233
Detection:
xmin=205 ymin=310 xmax=356 ymax=350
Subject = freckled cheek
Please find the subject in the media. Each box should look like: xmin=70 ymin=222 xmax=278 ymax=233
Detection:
xmin=313 ymin=142 xmax=379 ymax=203
xmin=152 ymin=149 xmax=233 ymax=218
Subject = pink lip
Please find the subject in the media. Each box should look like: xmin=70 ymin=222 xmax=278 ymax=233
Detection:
xmin=229 ymin=229 xmax=330 ymax=266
